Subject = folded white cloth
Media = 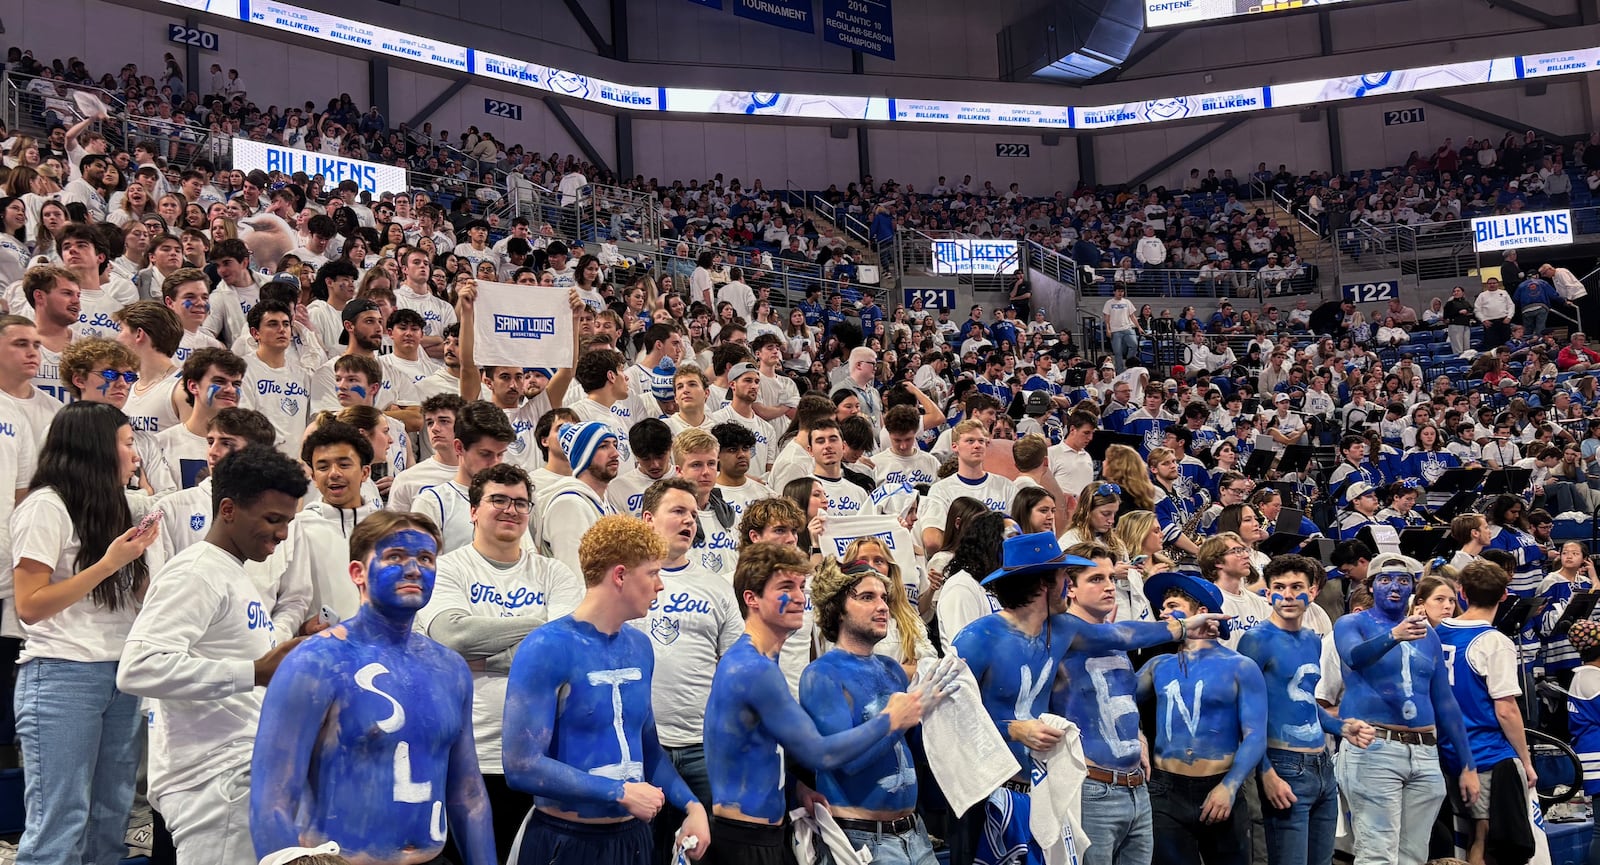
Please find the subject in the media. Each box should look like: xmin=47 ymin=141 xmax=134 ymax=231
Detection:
xmin=791 ymin=803 xmax=872 ymax=864
xmin=1030 ymin=713 xmax=1090 ymax=865
xmin=921 ymin=652 xmax=1021 ymax=814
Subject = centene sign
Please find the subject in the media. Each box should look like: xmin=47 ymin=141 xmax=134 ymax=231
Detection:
xmin=931 ymin=239 xmax=1020 ymax=275
xmin=1471 ymin=210 xmax=1574 ymax=253
xmin=231 ymin=138 xmax=409 ymax=197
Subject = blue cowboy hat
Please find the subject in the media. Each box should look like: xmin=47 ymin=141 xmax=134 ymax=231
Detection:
xmin=981 ymin=533 xmax=1096 ymax=586
xmin=1142 ymin=571 xmax=1230 ymax=638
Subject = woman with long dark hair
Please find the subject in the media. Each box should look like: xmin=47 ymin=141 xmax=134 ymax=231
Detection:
xmin=933 ymin=509 xmax=1016 ymax=646
xmin=10 ymin=401 xmax=161 ymax=865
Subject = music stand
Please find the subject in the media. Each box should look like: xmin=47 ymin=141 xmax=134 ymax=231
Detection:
xmin=1483 ymin=468 xmax=1532 ymax=496
xmin=1551 ymin=590 xmax=1600 ymax=638
xmin=1278 ymin=445 xmax=1316 ymax=476
xmin=1242 ymin=398 xmax=1260 ymax=416
xmin=1243 ymin=447 xmax=1276 ymax=479
xmin=1087 ymin=431 xmax=1143 ymax=462
xmin=1261 ymin=532 xmax=1314 ymax=558
xmin=1305 ymin=537 xmax=1336 ymax=566
xmin=1430 ymin=491 xmax=1480 ymax=524
xmin=1493 ymin=596 xmax=1549 ymax=639
xmin=1398 ymin=527 xmax=1449 ymax=562
xmin=1357 ymin=524 xmax=1403 ymax=555
xmin=1431 ymin=467 xmax=1487 ymax=493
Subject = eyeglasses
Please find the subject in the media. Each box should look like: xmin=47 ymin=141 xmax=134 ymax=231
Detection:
xmin=1097 ymin=483 xmax=1122 ymax=497
xmin=1226 ymin=546 xmax=1249 ymax=556
xmin=96 ymin=369 xmax=139 ymax=384
xmin=484 ymin=494 xmax=532 ymax=515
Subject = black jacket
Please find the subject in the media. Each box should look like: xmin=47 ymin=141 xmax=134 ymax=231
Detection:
xmin=1484 ymin=757 xmax=1536 ymax=865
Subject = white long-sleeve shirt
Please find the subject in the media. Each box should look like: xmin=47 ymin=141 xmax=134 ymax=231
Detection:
xmin=118 ymin=541 xmax=277 ymax=796
xmin=1474 ymin=288 xmax=1514 ymax=323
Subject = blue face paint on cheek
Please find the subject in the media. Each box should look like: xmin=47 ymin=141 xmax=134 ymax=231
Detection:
xmin=350 ymin=384 xmax=368 ymax=400
xmin=366 ymin=530 xmax=439 ymax=609
xmin=206 ymin=384 xmax=221 ymax=405
xmin=97 ymin=378 xmax=113 ymax=396
xmin=778 ymin=592 xmax=791 ymax=615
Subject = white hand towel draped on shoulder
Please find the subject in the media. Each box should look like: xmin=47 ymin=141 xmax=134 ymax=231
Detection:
xmin=471 ymin=281 xmax=575 ymax=369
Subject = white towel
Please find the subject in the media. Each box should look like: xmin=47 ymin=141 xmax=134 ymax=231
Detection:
xmin=1030 ymin=713 xmax=1091 ymax=865
xmin=790 ymin=804 xmax=873 ymax=864
xmin=919 ymin=653 xmax=1021 ymax=814
xmin=471 ymin=281 xmax=574 ymax=368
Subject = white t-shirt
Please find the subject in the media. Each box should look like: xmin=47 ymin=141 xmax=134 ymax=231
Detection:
xmin=870 ymin=449 xmax=940 ymax=488
xmin=118 ymin=540 xmax=278 ymax=794
xmin=381 ymin=352 xmax=443 ymax=391
xmin=389 ymin=457 xmax=457 ymax=515
xmin=627 ymin=558 xmax=744 ymax=748
xmin=918 ymin=472 xmax=1017 ymax=540
xmin=309 ymin=354 xmax=416 ymax=413
xmin=708 ymin=406 xmax=776 ymax=480
xmin=124 ymin=369 xmax=184 ymax=443
xmin=395 ymin=284 xmax=457 ymax=338
xmin=815 ymin=473 xmax=872 ymax=516
xmin=29 ymin=344 xmax=69 ymax=407
xmin=0 ymin=413 xmax=38 ymax=640
xmin=412 ymin=480 xmax=474 ymax=556
xmin=1218 ymin=586 xmax=1275 ymax=651
xmin=1 ymin=387 xmax=62 ymax=445
xmin=690 ymin=509 xmax=742 ymax=577
xmin=242 ymin=353 xmax=313 ymax=459
xmin=10 ymin=488 xmax=147 ymax=662
xmin=153 ymin=424 xmax=210 ymax=493
xmin=571 ymin=394 xmax=660 ymax=467
xmin=156 ymin=478 xmax=213 ymax=560
xmin=174 ymin=329 xmax=224 ymax=365
xmin=936 ymin=569 xmax=1001 ymax=648
xmin=607 ymin=467 xmax=660 ymax=518
xmin=1102 ymin=297 xmax=1137 ymax=333
xmin=418 ymin=544 xmax=584 ymax=772
xmin=716 ymin=478 xmax=773 ymax=524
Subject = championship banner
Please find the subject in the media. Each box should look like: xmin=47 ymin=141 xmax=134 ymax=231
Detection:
xmin=471 ymin=282 xmax=574 ymax=369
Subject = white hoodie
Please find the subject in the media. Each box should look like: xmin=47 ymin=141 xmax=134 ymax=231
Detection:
xmin=535 ymin=476 xmax=613 ymax=575
xmin=249 ymin=499 xmax=380 ymax=633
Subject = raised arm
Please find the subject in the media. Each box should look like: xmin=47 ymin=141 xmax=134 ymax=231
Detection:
xmin=747 ymin=656 xmax=895 ymax=771
xmin=456 ymin=284 xmax=481 ymax=402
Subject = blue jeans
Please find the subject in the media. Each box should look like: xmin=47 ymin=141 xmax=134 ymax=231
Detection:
xmin=15 ymin=659 xmax=143 ymax=865
xmin=654 ymin=745 xmax=710 ymax=865
xmin=1110 ymin=329 xmax=1140 ymax=370
xmin=828 ymin=815 xmax=937 ymax=865
xmin=1078 ymin=778 xmax=1153 ymax=865
xmin=1335 ymin=738 xmax=1444 ymax=865
xmin=1261 ymin=749 xmax=1337 ymax=865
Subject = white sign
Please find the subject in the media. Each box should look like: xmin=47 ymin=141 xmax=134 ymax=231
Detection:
xmin=471 ymin=282 xmax=574 ymax=369
xmin=231 ymin=138 xmax=409 ymax=197
xmin=1471 ymin=211 xmax=1574 ymax=253
xmin=1073 ymin=88 xmax=1267 ymax=129
xmin=932 ymin=240 xmax=1020 ymax=276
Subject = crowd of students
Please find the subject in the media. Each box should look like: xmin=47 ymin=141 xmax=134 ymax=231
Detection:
xmin=7 ymin=46 xmax=1600 ymax=865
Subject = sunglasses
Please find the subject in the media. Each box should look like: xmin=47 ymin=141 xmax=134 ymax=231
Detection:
xmin=96 ymin=369 xmax=139 ymax=384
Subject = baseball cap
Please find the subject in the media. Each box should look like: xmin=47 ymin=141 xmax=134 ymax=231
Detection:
xmin=727 ymin=363 xmax=759 ymax=383
xmin=1274 ymin=392 xmax=1290 ymax=403
xmin=1344 ymin=481 xmax=1378 ymax=504
xmin=338 ymin=298 xmax=382 ymax=345
xmin=1368 ymin=552 xmax=1422 ymax=579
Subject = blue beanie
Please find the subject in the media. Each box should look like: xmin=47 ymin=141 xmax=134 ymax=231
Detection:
xmin=651 ymin=358 xmax=677 ymax=402
xmin=559 ymin=422 xmax=617 ymax=477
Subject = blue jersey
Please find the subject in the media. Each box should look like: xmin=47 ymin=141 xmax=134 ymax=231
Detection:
xmin=1487 ymin=526 xmax=1545 ymax=597
xmin=1537 ymin=575 xmax=1595 ymax=673
xmin=1122 ymin=414 xmax=1171 ymax=458
xmin=1434 ymin=620 xmax=1520 ymax=774
xmin=1566 ymin=666 xmax=1600 ymax=795
xmin=1102 ymin=404 xmax=1135 ymax=435
xmin=799 ymin=650 xmax=918 ymax=813
xmin=1237 ymin=622 xmax=1343 ymax=751
xmin=1402 ymin=450 xmax=1461 ymax=488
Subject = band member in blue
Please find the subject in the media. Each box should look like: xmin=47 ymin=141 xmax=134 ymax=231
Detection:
xmin=1137 ymin=571 xmax=1268 ymax=865
xmin=1236 ymin=556 xmax=1375 ymax=865
xmin=1332 ymin=552 xmax=1477 ymax=865
xmin=800 ymin=559 xmax=958 ymax=865
xmin=250 ymin=511 xmax=496 ymax=865
xmin=501 ymin=515 xmax=710 ymax=864
xmin=702 ymin=543 xmax=951 ymax=865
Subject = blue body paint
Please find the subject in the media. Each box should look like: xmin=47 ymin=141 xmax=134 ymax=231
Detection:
xmin=799 ymin=650 xmax=918 ymax=813
xmin=502 ymin=615 xmax=696 ymax=819
xmin=1333 ymin=573 xmax=1475 ymax=768
xmin=1137 ymin=644 xmax=1268 ymax=796
xmin=1237 ymin=622 xmax=1346 ymax=754
xmin=704 ymin=635 xmax=891 ymax=822
xmin=250 ymin=530 xmax=495 ymax=865
xmin=777 ymin=592 xmax=791 ymax=616
xmin=351 ymin=384 xmax=368 ymax=401
xmin=954 ymin=612 xmax=1176 ymax=767
xmin=1051 ymin=641 xmax=1143 ymax=773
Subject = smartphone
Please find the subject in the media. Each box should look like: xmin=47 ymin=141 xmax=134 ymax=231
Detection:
xmin=370 ymin=462 xmax=389 ymax=482
xmin=135 ymin=510 xmax=163 ymax=535
xmin=319 ymin=605 xmax=338 ymax=627
xmin=1131 ymin=555 xmax=1149 ymax=566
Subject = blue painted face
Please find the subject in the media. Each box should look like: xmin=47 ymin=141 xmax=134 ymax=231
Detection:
xmin=350 ymin=384 xmax=368 ymax=401
xmin=1370 ymin=571 xmax=1414 ymax=620
xmin=365 ymin=529 xmax=439 ymax=612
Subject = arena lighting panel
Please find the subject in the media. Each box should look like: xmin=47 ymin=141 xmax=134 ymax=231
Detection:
xmin=152 ymin=0 xmax=1600 ymax=132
